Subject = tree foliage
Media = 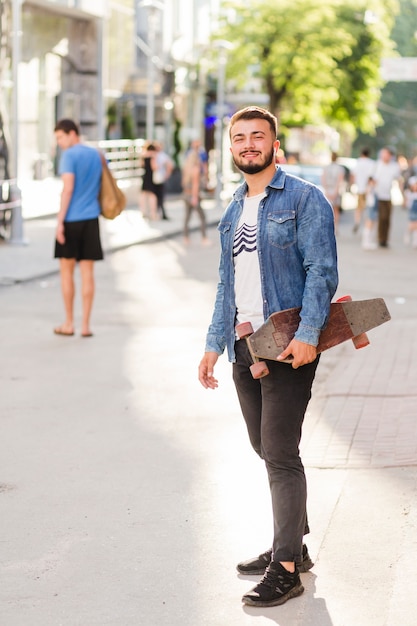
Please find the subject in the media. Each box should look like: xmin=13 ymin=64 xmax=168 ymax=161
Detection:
xmin=354 ymin=0 xmax=417 ymax=157
xmin=215 ymin=0 xmax=399 ymax=136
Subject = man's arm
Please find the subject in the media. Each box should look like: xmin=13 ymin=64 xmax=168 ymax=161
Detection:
xmin=56 ymin=172 xmax=74 ymax=244
xmin=293 ymin=186 xmax=339 ymax=346
xmin=166 ymin=155 xmax=174 ymax=178
xmin=199 ymin=250 xmax=227 ymax=388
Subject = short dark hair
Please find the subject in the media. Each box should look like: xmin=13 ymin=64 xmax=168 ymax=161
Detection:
xmin=229 ymin=106 xmax=278 ymax=139
xmin=54 ymin=119 xmax=80 ymax=135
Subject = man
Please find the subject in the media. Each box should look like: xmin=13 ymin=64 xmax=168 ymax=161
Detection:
xmin=198 ymin=107 xmax=338 ymax=608
xmin=372 ymin=146 xmax=402 ymax=247
xmin=188 ymin=139 xmax=209 ymax=188
xmin=182 ymin=141 xmax=210 ymax=246
xmin=53 ymin=119 xmax=103 ymax=337
xmin=352 ymin=147 xmax=375 ymax=233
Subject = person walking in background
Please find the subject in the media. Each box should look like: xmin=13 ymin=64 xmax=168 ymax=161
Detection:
xmin=187 ymin=139 xmax=209 ymax=190
xmin=352 ymin=148 xmax=375 ymax=233
xmin=404 ymin=155 xmax=417 ymax=189
xmin=361 ymin=178 xmax=379 ymax=250
xmin=139 ymin=142 xmax=159 ymax=221
xmin=321 ymin=152 xmax=345 ymax=231
xmin=198 ymin=106 xmax=338 ymax=608
xmin=372 ymin=146 xmax=403 ymax=248
xmin=154 ymin=142 xmax=174 ymax=220
xmin=181 ymin=144 xmax=210 ymax=246
xmin=53 ymin=119 xmax=103 ymax=338
xmin=404 ymin=176 xmax=417 ymax=248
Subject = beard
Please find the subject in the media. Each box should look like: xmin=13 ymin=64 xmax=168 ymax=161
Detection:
xmin=232 ymin=146 xmax=275 ymax=175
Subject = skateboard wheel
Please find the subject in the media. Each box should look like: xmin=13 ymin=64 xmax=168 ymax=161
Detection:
xmin=336 ymin=295 xmax=370 ymax=349
xmin=352 ymin=333 xmax=370 ymax=349
xmin=336 ymin=295 xmax=352 ymax=302
xmin=236 ymin=321 xmax=254 ymax=339
xmin=250 ymin=361 xmax=269 ymax=379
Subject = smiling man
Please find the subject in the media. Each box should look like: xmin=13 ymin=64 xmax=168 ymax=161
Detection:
xmin=198 ymin=106 xmax=338 ymax=608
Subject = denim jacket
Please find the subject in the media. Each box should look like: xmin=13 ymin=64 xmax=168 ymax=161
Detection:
xmin=205 ymin=167 xmax=338 ymax=362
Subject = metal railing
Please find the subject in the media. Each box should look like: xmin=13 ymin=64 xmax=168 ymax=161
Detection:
xmin=1 ymin=140 xmax=146 ymax=240
xmin=87 ymin=138 xmax=145 ymax=181
xmin=0 ymin=179 xmax=21 ymax=240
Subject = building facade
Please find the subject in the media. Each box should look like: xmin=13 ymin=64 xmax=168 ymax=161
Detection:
xmin=0 ymin=0 xmax=218 ymax=185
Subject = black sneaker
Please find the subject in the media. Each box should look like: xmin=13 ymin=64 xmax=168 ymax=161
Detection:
xmin=242 ymin=561 xmax=304 ymax=607
xmin=237 ymin=544 xmax=313 ymax=575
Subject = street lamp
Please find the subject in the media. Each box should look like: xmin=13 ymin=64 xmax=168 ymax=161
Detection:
xmin=214 ymin=40 xmax=233 ymax=210
xmin=139 ymin=0 xmax=164 ymax=141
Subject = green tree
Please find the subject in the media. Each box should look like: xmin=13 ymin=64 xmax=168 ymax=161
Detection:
xmin=215 ymin=0 xmax=398 ymax=137
xmin=354 ymin=0 xmax=417 ymax=157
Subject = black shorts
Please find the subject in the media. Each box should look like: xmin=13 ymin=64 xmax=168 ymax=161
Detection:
xmin=54 ymin=218 xmax=103 ymax=261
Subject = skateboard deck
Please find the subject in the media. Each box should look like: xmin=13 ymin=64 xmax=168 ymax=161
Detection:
xmin=236 ymin=297 xmax=391 ymax=378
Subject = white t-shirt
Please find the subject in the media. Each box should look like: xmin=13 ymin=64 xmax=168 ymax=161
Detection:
xmin=353 ymin=157 xmax=375 ymax=194
xmin=234 ymin=193 xmax=265 ymax=332
xmin=373 ymin=160 xmax=401 ymax=201
xmin=156 ymin=151 xmax=173 ymax=182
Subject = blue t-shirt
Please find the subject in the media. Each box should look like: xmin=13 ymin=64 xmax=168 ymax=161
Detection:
xmin=59 ymin=144 xmax=102 ymax=222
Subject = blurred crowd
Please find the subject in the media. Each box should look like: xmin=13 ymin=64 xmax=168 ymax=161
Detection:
xmin=137 ymin=136 xmax=417 ymax=251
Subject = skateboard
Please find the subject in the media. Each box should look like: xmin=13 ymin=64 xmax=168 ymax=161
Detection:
xmin=236 ymin=295 xmax=391 ymax=379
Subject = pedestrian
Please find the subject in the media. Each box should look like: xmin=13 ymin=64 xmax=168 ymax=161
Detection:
xmin=198 ymin=106 xmax=338 ymax=608
xmin=154 ymin=142 xmax=174 ymax=220
xmin=53 ymin=118 xmax=103 ymax=338
xmin=404 ymin=155 xmax=417 ymax=189
xmin=139 ymin=142 xmax=159 ymax=221
xmin=186 ymin=139 xmax=209 ymax=189
xmin=321 ymin=152 xmax=345 ymax=231
xmin=181 ymin=144 xmax=210 ymax=246
xmin=352 ymin=148 xmax=375 ymax=233
xmin=404 ymin=176 xmax=417 ymax=248
xmin=361 ymin=179 xmax=378 ymax=250
xmin=372 ymin=146 xmax=403 ymax=248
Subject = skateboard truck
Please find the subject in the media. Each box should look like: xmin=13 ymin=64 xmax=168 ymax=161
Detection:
xmin=236 ymin=321 xmax=270 ymax=379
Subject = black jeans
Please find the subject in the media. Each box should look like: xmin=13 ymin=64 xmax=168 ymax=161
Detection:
xmin=232 ymin=339 xmax=319 ymax=565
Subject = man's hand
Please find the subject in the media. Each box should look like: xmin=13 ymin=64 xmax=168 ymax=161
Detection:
xmin=277 ymin=339 xmax=317 ymax=369
xmin=198 ymin=352 xmax=219 ymax=389
xmin=56 ymin=222 xmax=65 ymax=245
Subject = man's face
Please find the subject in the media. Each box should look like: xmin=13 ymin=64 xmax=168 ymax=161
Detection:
xmin=55 ymin=129 xmax=76 ymax=150
xmin=229 ymin=118 xmax=278 ymax=175
xmin=380 ymin=148 xmax=392 ymax=163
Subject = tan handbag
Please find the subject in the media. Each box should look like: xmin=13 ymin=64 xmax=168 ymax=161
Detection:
xmin=99 ymin=152 xmax=126 ymax=219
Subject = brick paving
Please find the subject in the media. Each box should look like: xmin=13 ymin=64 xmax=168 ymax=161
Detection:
xmin=302 ymin=205 xmax=417 ymax=469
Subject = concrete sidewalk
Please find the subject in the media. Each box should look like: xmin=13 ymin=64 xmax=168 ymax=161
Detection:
xmin=0 ymin=189 xmax=223 ymax=285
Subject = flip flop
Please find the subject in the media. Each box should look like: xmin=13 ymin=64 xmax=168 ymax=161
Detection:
xmin=54 ymin=327 xmax=74 ymax=336
xmin=81 ymin=332 xmax=93 ymax=338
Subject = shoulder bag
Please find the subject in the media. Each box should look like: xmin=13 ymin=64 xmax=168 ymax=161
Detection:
xmin=98 ymin=152 xmax=127 ymax=219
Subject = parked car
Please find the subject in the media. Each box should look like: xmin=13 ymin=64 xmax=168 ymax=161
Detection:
xmin=280 ymin=163 xmax=324 ymax=192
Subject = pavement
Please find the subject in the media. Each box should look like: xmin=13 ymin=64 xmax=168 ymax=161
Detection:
xmin=1 ymin=181 xmax=417 ymax=625
xmin=0 ymin=177 xmax=224 ymax=285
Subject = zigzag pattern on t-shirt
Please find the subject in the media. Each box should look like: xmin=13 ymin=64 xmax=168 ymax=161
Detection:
xmin=233 ymin=223 xmax=257 ymax=257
